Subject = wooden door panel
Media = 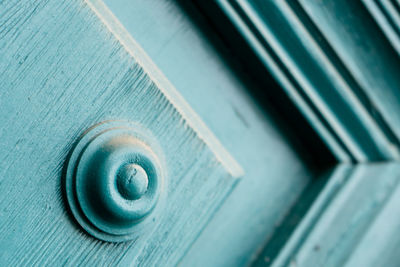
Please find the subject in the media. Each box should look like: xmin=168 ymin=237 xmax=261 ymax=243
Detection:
xmin=103 ymin=0 xmax=400 ymax=266
xmin=2 ymin=0 xmax=400 ymax=266
xmin=0 ymin=0 xmax=242 ymax=265
xmin=103 ymin=0 xmax=322 ymax=266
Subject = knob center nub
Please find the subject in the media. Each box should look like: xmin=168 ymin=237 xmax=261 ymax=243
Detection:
xmin=117 ymin=163 xmax=149 ymax=200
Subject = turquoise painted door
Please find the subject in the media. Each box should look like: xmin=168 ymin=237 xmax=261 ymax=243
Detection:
xmin=1 ymin=0 xmax=400 ymax=266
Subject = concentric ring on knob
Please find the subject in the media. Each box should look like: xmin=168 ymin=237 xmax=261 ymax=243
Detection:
xmin=65 ymin=121 xmax=165 ymax=242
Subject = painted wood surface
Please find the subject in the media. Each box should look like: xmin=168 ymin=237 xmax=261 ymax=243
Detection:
xmin=0 ymin=0 xmax=243 ymax=265
xmin=189 ymin=1 xmax=400 ymax=266
xmin=103 ymin=0 xmax=320 ymax=266
xmin=254 ymin=163 xmax=400 ymax=267
xmin=196 ymin=0 xmax=400 ymax=163
xmin=345 ymin=166 xmax=400 ymax=267
xmin=296 ymin=0 xmax=400 ymax=161
xmin=3 ymin=0 xmax=400 ymax=266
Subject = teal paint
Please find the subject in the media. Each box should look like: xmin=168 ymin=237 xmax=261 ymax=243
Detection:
xmin=296 ymin=0 xmax=400 ymax=158
xmin=0 ymin=0 xmax=242 ymax=265
xmin=189 ymin=0 xmax=400 ymax=266
xmin=345 ymin=168 xmax=400 ymax=267
xmin=253 ymin=163 xmax=400 ymax=267
xmin=65 ymin=121 xmax=165 ymax=242
xmin=199 ymin=0 xmax=400 ymax=162
xmin=252 ymin=164 xmax=353 ymax=266
xmin=3 ymin=0 xmax=400 ymax=266
xmin=117 ymin=164 xmax=149 ymax=201
xmin=103 ymin=0 xmax=318 ymax=266
xmin=362 ymin=0 xmax=400 ymax=55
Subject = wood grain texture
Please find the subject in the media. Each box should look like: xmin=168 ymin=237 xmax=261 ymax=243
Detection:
xmin=102 ymin=0 xmax=319 ymax=266
xmin=0 ymin=0 xmax=242 ymax=265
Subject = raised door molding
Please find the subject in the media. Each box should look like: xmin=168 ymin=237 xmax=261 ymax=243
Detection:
xmin=196 ymin=0 xmax=400 ymax=163
xmin=194 ymin=0 xmax=400 ymax=266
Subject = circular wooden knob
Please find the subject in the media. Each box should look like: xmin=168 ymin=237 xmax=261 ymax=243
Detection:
xmin=65 ymin=121 xmax=165 ymax=242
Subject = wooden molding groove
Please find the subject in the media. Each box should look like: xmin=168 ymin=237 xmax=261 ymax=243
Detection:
xmin=196 ymin=0 xmax=400 ymax=163
xmin=193 ymin=0 xmax=400 ymax=266
xmin=362 ymin=0 xmax=400 ymax=55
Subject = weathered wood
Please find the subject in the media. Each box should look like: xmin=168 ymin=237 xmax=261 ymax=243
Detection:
xmin=0 ymin=0 xmax=242 ymax=265
xmin=4 ymin=0 xmax=399 ymax=265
